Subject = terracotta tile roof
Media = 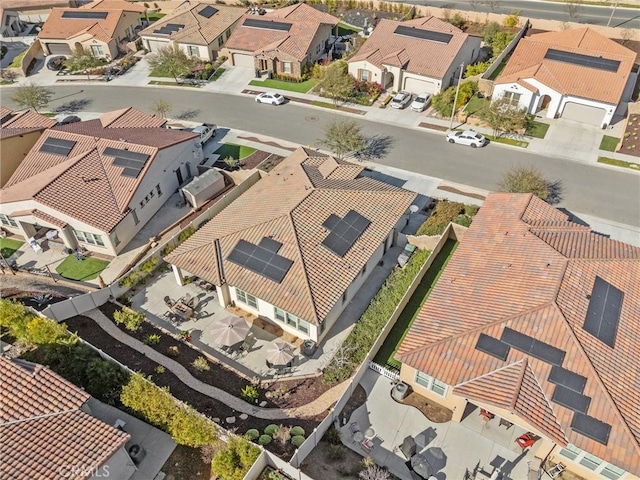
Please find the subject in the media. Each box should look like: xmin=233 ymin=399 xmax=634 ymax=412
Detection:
xmin=0 ymin=108 xmax=56 ymax=139
xmin=38 ymin=0 xmax=143 ymax=43
xmin=166 ymin=147 xmax=415 ymax=325
xmin=8 ymin=209 xmax=68 ymax=228
xmin=225 ymin=3 xmax=338 ymax=62
xmin=80 ymin=0 xmax=145 ymax=12
xmin=348 ymin=17 xmax=470 ymax=79
xmin=495 ymin=28 xmax=635 ymax=105
xmin=97 ymin=107 xmax=167 ymax=129
xmin=397 ymin=192 xmax=640 ymax=475
xmin=139 ymin=2 xmax=245 ymax=46
xmin=0 ymin=357 xmax=129 ymax=480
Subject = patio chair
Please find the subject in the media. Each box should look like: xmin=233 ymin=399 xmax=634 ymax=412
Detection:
xmin=547 ymin=463 xmax=565 ymax=479
xmin=349 ymin=422 xmax=360 ymax=435
xmin=164 ymin=296 xmax=174 ymax=307
xmin=361 ymin=439 xmax=374 ymax=453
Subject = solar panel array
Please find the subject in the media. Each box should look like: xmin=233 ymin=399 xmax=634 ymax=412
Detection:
xmin=583 ymin=276 xmax=623 ymax=348
xmin=321 ymin=210 xmax=371 ymax=258
xmin=153 ymin=23 xmax=185 ymax=35
xmin=40 ymin=137 xmax=77 ymax=156
xmin=551 ymin=385 xmax=591 ymax=414
xmin=548 ymin=366 xmax=587 ymax=393
xmin=394 ymin=25 xmax=453 ymax=44
xmin=475 ymin=333 xmax=510 ymax=361
xmin=571 ymin=413 xmax=611 ymax=445
xmin=198 ymin=5 xmax=218 ymax=18
xmin=227 ymin=238 xmax=293 ymax=283
xmin=544 ymin=49 xmax=620 ymax=73
xmin=243 ymin=18 xmax=292 ymax=31
xmin=103 ymin=147 xmax=150 ymax=178
xmin=61 ymin=10 xmax=108 ymax=19
xmin=501 ymin=328 xmax=566 ymax=366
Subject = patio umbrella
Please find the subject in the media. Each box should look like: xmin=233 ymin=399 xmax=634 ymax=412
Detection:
xmin=266 ymin=340 xmax=294 ymax=367
xmin=410 ymin=454 xmax=433 ymax=479
xmin=211 ymin=316 xmax=250 ymax=347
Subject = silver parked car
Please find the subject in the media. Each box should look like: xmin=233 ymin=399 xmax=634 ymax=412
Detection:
xmin=411 ymin=92 xmax=432 ymax=112
xmin=255 ymin=92 xmax=285 ymax=105
xmin=446 ymin=130 xmax=487 ymax=148
xmin=390 ymin=91 xmax=412 ymax=109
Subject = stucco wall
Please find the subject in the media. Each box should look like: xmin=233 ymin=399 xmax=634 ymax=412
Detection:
xmin=0 ymin=131 xmax=44 ymax=187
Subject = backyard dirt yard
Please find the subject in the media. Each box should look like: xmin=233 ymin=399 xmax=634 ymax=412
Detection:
xmin=301 ymin=439 xmax=366 ymax=480
xmin=162 ymin=445 xmax=213 ymax=480
xmin=400 ymin=391 xmax=453 ymax=423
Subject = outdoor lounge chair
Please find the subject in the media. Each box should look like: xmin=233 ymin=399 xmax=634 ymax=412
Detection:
xmin=349 ymin=422 xmax=360 ymax=435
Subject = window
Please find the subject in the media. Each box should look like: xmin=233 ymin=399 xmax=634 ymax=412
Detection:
xmin=226 ymin=28 xmax=231 ymax=38
xmin=559 ymin=445 xmax=581 ymax=461
xmin=90 ymin=45 xmax=103 ymax=56
xmin=601 ymin=465 xmax=626 ymax=480
xmin=0 ymin=214 xmax=18 ymax=227
xmin=273 ymin=308 xmax=310 ymax=334
xmin=274 ymin=307 xmax=285 ymax=322
xmin=132 ymin=209 xmax=139 ymax=225
xmin=113 ymin=233 xmax=120 ymax=247
xmin=579 ymin=453 xmax=602 ymax=471
xmin=74 ymin=230 xmax=105 ymax=246
xmin=359 ymin=69 xmax=370 ymax=81
xmin=342 ymin=291 xmax=347 ymax=305
xmin=415 ymin=371 xmax=432 ymax=389
xmin=282 ymin=62 xmax=291 ymax=74
xmin=236 ymin=289 xmax=257 ymax=309
xmin=298 ymin=319 xmax=309 ymax=334
xmin=286 ymin=312 xmax=297 ymax=328
xmin=188 ymin=45 xmax=198 ymax=57
xmin=415 ymin=371 xmax=448 ymax=396
xmin=218 ymin=36 xmax=224 ymax=47
xmin=156 ymin=184 xmax=162 ymax=197
xmin=503 ymin=91 xmax=521 ymax=106
xmin=361 ymin=263 xmax=367 ymax=276
xmin=431 ymin=379 xmax=448 ymax=396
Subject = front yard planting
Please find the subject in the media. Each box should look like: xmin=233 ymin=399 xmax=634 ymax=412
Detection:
xmin=597 ymin=156 xmax=640 ymax=170
xmin=0 ymin=237 xmax=23 ymax=258
xmin=249 ymin=77 xmax=318 ymax=93
xmin=464 ymin=95 xmax=489 ymax=117
xmin=525 ymin=121 xmax=550 ymax=139
xmin=55 ymin=254 xmax=109 ymax=281
xmin=600 ymin=135 xmax=620 ymax=152
xmin=214 ymin=143 xmax=257 ymax=160
xmin=209 ymin=67 xmax=226 ymax=81
xmin=337 ymin=22 xmax=362 ymax=36
xmin=620 ymin=114 xmax=640 ymax=157
xmin=487 ymin=134 xmax=529 ymax=148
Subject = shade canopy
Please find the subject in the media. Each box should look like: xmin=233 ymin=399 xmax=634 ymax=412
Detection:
xmin=211 ymin=316 xmax=250 ymax=347
xmin=410 ymin=454 xmax=433 ymax=479
xmin=266 ymin=340 xmax=295 ymax=367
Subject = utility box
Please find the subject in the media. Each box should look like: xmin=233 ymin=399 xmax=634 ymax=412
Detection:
xmin=180 ymin=168 xmax=225 ymax=208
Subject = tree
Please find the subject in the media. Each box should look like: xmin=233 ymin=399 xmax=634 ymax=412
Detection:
xmin=319 ymin=118 xmax=365 ymax=159
xmin=168 ymin=406 xmax=217 ymax=447
xmin=147 ymin=44 xmax=192 ymax=83
xmin=152 ymin=99 xmax=172 ymax=118
xmin=564 ymin=0 xmax=582 ymax=20
xmin=317 ymin=60 xmax=355 ymax=106
xmin=482 ymin=0 xmax=502 ymax=13
xmin=431 ymin=81 xmax=477 ymax=118
xmin=11 ymin=83 xmax=53 ymax=112
xmin=359 ymin=465 xmax=390 ymax=480
xmin=498 ymin=165 xmax=551 ymax=201
xmin=211 ymin=436 xmax=260 ymax=480
xmin=480 ymin=98 xmax=530 ymax=138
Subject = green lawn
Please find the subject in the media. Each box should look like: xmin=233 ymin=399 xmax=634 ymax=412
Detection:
xmin=526 ymin=121 xmax=550 ymax=139
xmin=464 ymin=95 xmax=489 ymax=116
xmin=144 ymin=12 xmax=166 ymax=21
xmin=56 ymin=255 xmax=109 ymax=281
xmin=249 ymin=78 xmax=317 ymax=93
xmin=214 ymin=143 xmax=257 ymax=160
xmin=148 ymin=80 xmax=202 ymax=88
xmin=487 ymin=58 xmax=508 ymax=81
xmin=209 ymin=68 xmax=225 ymax=81
xmin=373 ymin=240 xmax=459 ymax=371
xmin=337 ymin=22 xmax=362 ymax=36
xmin=599 ymin=135 xmax=620 ymax=152
xmin=487 ymin=134 xmax=529 ymax=148
xmin=598 ymin=156 xmax=640 ymax=170
xmin=0 ymin=238 xmax=23 ymax=259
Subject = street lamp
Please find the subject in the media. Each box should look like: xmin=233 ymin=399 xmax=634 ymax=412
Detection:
xmin=449 ymin=63 xmax=465 ymax=130
xmin=607 ymin=0 xmax=619 ymax=27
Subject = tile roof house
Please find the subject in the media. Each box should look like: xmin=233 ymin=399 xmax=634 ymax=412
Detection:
xmin=348 ymin=17 xmax=480 ymax=93
xmin=396 ymin=193 xmax=640 ymax=480
xmin=222 ymin=3 xmax=339 ymax=78
xmin=0 ymin=356 xmax=135 ymax=480
xmin=0 ymin=107 xmax=57 ymax=187
xmin=139 ymin=2 xmax=245 ymax=62
xmin=0 ymin=107 xmax=200 ymax=256
xmin=492 ymin=28 xmax=637 ymax=127
xmin=0 ymin=7 xmax=26 ymax=37
xmin=38 ymin=0 xmax=146 ymax=59
xmin=165 ymin=147 xmax=416 ymax=342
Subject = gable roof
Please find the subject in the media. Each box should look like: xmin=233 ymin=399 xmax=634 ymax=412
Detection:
xmin=348 ymin=17 xmax=470 ymax=78
xmin=397 ymin=192 xmax=640 ymax=475
xmin=1 ymin=108 xmax=197 ymax=232
xmin=495 ymin=28 xmax=635 ymax=105
xmin=0 ymin=107 xmax=57 ymax=139
xmin=0 ymin=357 xmax=129 ymax=480
xmin=224 ymin=3 xmax=338 ymax=61
xmin=166 ymin=148 xmax=415 ymax=325
xmin=38 ymin=0 xmax=143 ymax=43
xmin=139 ymin=2 xmax=245 ymax=46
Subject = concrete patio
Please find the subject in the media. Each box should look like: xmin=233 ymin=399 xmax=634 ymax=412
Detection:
xmin=341 ymin=370 xmax=540 ymax=480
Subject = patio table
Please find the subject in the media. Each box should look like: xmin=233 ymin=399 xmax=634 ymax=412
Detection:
xmin=353 ymin=431 xmax=364 ymax=443
xmin=171 ymin=301 xmax=194 ymax=319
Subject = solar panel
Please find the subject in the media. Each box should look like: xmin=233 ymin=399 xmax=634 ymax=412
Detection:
xmin=243 ymin=18 xmax=292 ymax=31
xmin=321 ymin=210 xmax=371 ymax=258
xmin=227 ymin=238 xmax=293 ymax=283
xmin=545 ymin=48 xmax=620 ymax=73
xmin=501 ymin=328 xmax=566 ymax=366
xmin=475 ymin=334 xmax=510 ymax=361
xmin=103 ymin=147 xmax=150 ymax=163
xmin=551 ymin=385 xmax=591 ymax=414
xmin=103 ymin=147 xmax=149 ymax=178
xmin=153 ymin=23 xmax=185 ymax=35
xmin=548 ymin=366 xmax=587 ymax=393
xmin=39 ymin=137 xmax=76 ymax=156
xmin=62 ymin=10 xmax=108 ymax=19
xmin=121 ymin=168 xmax=141 ymax=178
xmin=584 ymin=276 xmax=623 ymax=348
xmin=198 ymin=5 xmax=218 ymax=18
xmin=394 ymin=25 xmax=453 ymax=44
xmin=571 ymin=413 xmax=611 ymax=445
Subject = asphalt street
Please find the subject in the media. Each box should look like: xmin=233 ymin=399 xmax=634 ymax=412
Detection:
xmin=3 ymin=85 xmax=640 ymax=227
xmin=402 ymin=0 xmax=639 ymax=27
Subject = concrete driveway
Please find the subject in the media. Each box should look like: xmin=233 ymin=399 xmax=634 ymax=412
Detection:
xmin=531 ymin=119 xmax=607 ymax=162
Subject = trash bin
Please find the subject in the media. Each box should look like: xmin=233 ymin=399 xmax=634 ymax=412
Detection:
xmin=255 ymin=68 xmax=261 ymax=78
xmin=267 ymin=71 xmax=273 ymax=79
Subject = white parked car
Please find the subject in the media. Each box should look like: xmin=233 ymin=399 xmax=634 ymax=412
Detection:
xmin=446 ymin=130 xmax=487 ymax=148
xmin=390 ymin=91 xmax=412 ymax=109
xmin=255 ymin=92 xmax=285 ymax=105
xmin=411 ymin=92 xmax=432 ymax=112
xmin=191 ymin=123 xmax=217 ymax=144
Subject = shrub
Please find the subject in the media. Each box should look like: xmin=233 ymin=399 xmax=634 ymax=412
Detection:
xmin=162 ymin=243 xmax=176 ymax=256
xmin=241 ymin=385 xmax=259 ymax=403
xmin=498 ymin=165 xmax=551 ymax=201
xmin=258 ymin=434 xmax=272 ymax=445
xmin=446 ymin=12 xmax=465 ymax=29
xmin=155 ymin=365 xmax=166 ymax=374
xmin=290 ymin=426 xmax=305 ymax=437
xmin=144 ymin=334 xmax=161 ymax=345
xmin=25 ymin=316 xmax=68 ymax=345
xmin=264 ymin=424 xmax=279 ymax=436
xmin=178 ymin=226 xmax=196 ymax=242
xmin=139 ymin=256 xmax=159 ymax=274
xmin=245 ymin=428 xmax=260 ymax=441
xmin=431 ymin=81 xmax=477 ymax=117
xmin=113 ymin=307 xmax=144 ymax=332
xmin=168 ymin=405 xmax=217 ymax=447
xmin=465 ymin=61 xmax=491 ymax=77
xmin=117 ymin=295 xmax=132 ymax=307
xmin=192 ymin=356 xmax=210 ymax=372
xmin=212 ymin=437 xmax=260 ymax=480
xmin=416 ymin=201 xmax=465 ymax=236
xmin=327 ymin=443 xmax=344 ymax=459
xmin=465 ymin=204 xmax=479 ymax=217
xmin=167 ymin=345 xmax=180 ymax=357
xmin=269 ymin=471 xmax=285 ymax=480
xmin=503 ymin=11 xmax=520 ymax=28
xmin=273 ymin=425 xmax=291 ymax=448
xmin=291 ymin=435 xmax=305 ymax=448
xmin=324 ymin=425 xmax=341 ymax=445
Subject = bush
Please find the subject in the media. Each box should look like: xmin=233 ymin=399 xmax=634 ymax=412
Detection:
xmin=241 ymin=385 xmax=259 ymax=403
xmin=264 ymin=424 xmax=279 ymax=436
xmin=465 ymin=61 xmax=491 ymax=77
xmin=168 ymin=405 xmax=217 ymax=447
xmin=155 ymin=365 xmax=166 ymax=374
xmin=258 ymin=434 xmax=273 ymax=445
xmin=139 ymin=256 xmax=159 ymax=274
xmin=25 ymin=316 xmax=68 ymax=345
xmin=178 ymin=226 xmax=196 ymax=242
xmin=290 ymin=426 xmax=305 ymax=437
xmin=324 ymin=425 xmax=342 ymax=445
xmin=446 ymin=12 xmax=465 ymax=29
xmin=192 ymin=356 xmax=210 ymax=372
xmin=113 ymin=307 xmax=144 ymax=332
xmin=212 ymin=437 xmax=260 ymax=480
xmin=327 ymin=443 xmax=344 ymax=459
xmin=498 ymin=165 xmax=551 ymax=201
xmin=144 ymin=334 xmax=161 ymax=345
xmin=245 ymin=429 xmax=260 ymax=441
xmin=0 ymin=299 xmax=69 ymax=345
xmin=416 ymin=201 xmax=465 ymax=236
xmin=431 ymin=81 xmax=477 ymax=117
xmin=465 ymin=204 xmax=479 ymax=216
xmin=291 ymin=435 xmax=305 ymax=448
xmin=167 ymin=345 xmax=180 ymax=357
xmin=503 ymin=11 xmax=520 ymax=27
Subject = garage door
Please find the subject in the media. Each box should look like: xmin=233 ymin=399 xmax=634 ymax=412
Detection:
xmin=233 ymin=53 xmax=255 ymax=68
xmin=403 ymin=77 xmax=436 ymax=95
xmin=561 ymin=102 xmax=606 ymax=126
xmin=146 ymin=39 xmax=169 ymax=54
xmin=46 ymin=43 xmax=71 ymax=55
